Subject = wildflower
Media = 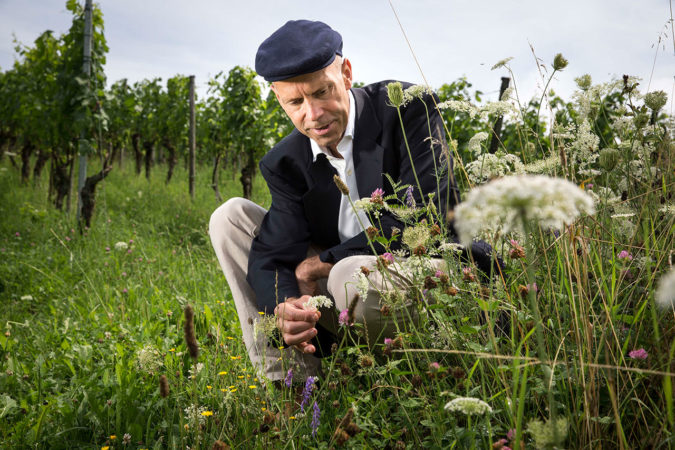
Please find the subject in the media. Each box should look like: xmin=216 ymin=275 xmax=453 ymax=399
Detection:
xmin=300 ymin=376 xmax=315 ymax=412
xmin=20 ymin=295 xmax=33 ymax=301
xmin=465 ymin=152 xmax=524 ymax=184
xmin=617 ymin=250 xmax=633 ymax=261
xmin=110 ymin=435 xmax=117 ymax=440
xmin=599 ymin=148 xmax=620 ymax=171
xmin=509 ymin=239 xmax=526 ymax=259
xmin=304 ymin=295 xmax=333 ymax=310
xmin=201 ymin=410 xmax=213 ymax=417
xmin=628 ymin=348 xmax=648 ymax=360
xmin=454 ymin=175 xmax=595 ymax=246
xmin=467 ymin=131 xmax=489 ymax=156
xmin=114 ymin=241 xmax=128 ymax=251
xmin=338 ymin=309 xmax=351 ymax=327
xmin=493 ymin=438 xmax=508 ymax=449
xmin=136 ymin=345 xmax=162 ymax=372
xmin=366 ymin=226 xmax=379 ymax=240
xmin=354 ymin=271 xmax=370 ymax=300
xmin=462 ymin=267 xmax=476 ymax=282
xmin=444 ymin=397 xmax=492 ymax=416
xmin=370 ymin=188 xmax=384 ymax=205
xmin=284 ymin=369 xmax=293 ymax=387
xmin=333 ymin=175 xmax=349 ymax=195
xmin=552 ymin=53 xmax=568 ymax=71
xmin=526 ymin=417 xmax=568 ymax=449
xmin=655 ymin=268 xmax=675 ymax=309
xmin=575 ymin=74 xmax=592 ymax=90
xmin=123 ymin=433 xmax=131 ymax=445
xmin=491 ymin=57 xmax=513 ymax=70
xmin=311 ymin=401 xmax=321 ymax=437
xmin=387 ymin=81 xmax=405 ymax=107
xmin=402 ymin=224 xmax=430 ymax=250
xmin=159 ymin=374 xmax=169 ymax=397
xmin=428 ymin=362 xmax=440 ymax=372
xmin=15 ymin=232 xmax=20 ymax=237
xmin=405 ymin=185 xmax=415 ymax=208
xmin=121 ymin=288 xmax=128 ymax=294
xmin=359 ymin=354 xmax=374 ymax=368
xmin=644 ymin=90 xmax=667 ymax=112
xmin=381 ymin=252 xmax=394 ymax=264
xmin=424 ymin=276 xmax=437 ymax=290
xmin=404 ymin=84 xmax=432 ymax=101
xmin=184 ymin=304 xmax=199 ymax=359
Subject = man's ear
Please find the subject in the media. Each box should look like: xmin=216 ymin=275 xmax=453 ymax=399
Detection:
xmin=341 ymin=58 xmax=353 ymax=90
xmin=270 ymin=82 xmax=281 ymax=102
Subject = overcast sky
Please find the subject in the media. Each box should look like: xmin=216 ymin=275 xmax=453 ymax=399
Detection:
xmin=1 ymin=0 xmax=674 ymax=113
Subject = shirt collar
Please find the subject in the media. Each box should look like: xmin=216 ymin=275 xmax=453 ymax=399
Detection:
xmin=310 ymin=90 xmax=355 ymax=161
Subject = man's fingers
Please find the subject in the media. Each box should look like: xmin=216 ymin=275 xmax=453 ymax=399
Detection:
xmin=294 ymin=341 xmax=316 ymax=354
xmin=281 ymin=327 xmax=317 ymax=347
xmin=277 ymin=318 xmax=315 ymax=335
xmin=276 ymin=302 xmax=319 ymax=322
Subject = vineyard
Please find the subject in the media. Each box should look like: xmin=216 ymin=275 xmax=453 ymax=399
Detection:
xmin=1 ymin=1 xmax=675 ymax=449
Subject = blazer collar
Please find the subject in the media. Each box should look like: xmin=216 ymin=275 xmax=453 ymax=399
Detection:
xmin=351 ymin=87 xmax=385 ymax=199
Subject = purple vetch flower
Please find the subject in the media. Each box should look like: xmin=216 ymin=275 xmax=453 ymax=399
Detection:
xmin=435 ymin=270 xmax=445 ymax=278
xmin=300 ymin=376 xmax=315 ymax=412
xmin=284 ymin=369 xmax=293 ymax=387
xmin=405 ymin=185 xmax=416 ymax=208
xmin=617 ymin=250 xmax=633 ymax=261
xmin=311 ymin=401 xmax=320 ymax=437
xmin=506 ymin=428 xmax=516 ymax=441
xmin=384 ymin=338 xmax=392 ymax=347
xmin=381 ymin=252 xmax=394 ymax=264
xmin=338 ymin=309 xmax=350 ymax=327
xmin=628 ymin=348 xmax=648 ymax=360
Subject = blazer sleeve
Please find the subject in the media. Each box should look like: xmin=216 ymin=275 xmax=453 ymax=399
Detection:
xmin=246 ymin=158 xmax=311 ymax=313
xmin=319 ymin=91 xmax=455 ymax=264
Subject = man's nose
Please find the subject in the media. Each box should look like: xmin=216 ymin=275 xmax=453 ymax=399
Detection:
xmin=304 ymin=100 xmax=322 ymax=122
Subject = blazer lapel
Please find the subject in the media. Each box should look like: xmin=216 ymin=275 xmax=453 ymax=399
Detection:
xmin=303 ymin=153 xmax=341 ymax=247
xmin=352 ymin=88 xmax=385 ymax=199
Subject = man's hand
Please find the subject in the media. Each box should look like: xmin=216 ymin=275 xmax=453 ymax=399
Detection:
xmin=275 ymin=296 xmax=320 ymax=353
xmin=295 ymin=255 xmax=334 ymax=296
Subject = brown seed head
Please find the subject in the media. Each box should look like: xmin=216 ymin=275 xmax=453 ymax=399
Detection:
xmin=380 ymin=304 xmax=391 ymax=316
xmin=430 ymin=224 xmax=441 ymax=236
xmin=411 ymin=374 xmax=423 ymax=387
xmin=212 ymin=441 xmax=230 ymax=450
xmin=359 ymin=354 xmax=374 ymax=368
xmin=360 ymin=265 xmax=370 ymax=276
xmin=159 ymin=374 xmax=170 ymax=398
xmin=424 ymin=276 xmax=437 ymax=290
xmin=336 ymin=429 xmax=350 ymax=445
xmin=183 ymin=305 xmax=199 ymax=359
xmin=445 ymin=286 xmax=458 ymax=296
xmin=413 ymin=245 xmax=427 ymax=256
xmin=333 ymin=175 xmax=350 ymax=196
xmin=345 ymin=422 xmax=361 ymax=436
xmin=366 ymin=226 xmax=379 ymax=240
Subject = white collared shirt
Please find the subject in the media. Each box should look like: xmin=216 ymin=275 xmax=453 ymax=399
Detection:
xmin=309 ymin=91 xmax=372 ymax=243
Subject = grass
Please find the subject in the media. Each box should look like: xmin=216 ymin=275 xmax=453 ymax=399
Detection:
xmin=1 ymin=80 xmax=675 ymax=449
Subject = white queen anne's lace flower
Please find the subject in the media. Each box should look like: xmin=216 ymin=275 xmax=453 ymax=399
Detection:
xmin=454 ymin=175 xmax=595 ymax=245
xmin=303 ymin=295 xmax=333 ymax=310
xmin=114 ymin=241 xmax=128 ymax=251
xmin=444 ymin=397 xmax=493 ymax=415
xmin=655 ymin=268 xmax=675 ymax=309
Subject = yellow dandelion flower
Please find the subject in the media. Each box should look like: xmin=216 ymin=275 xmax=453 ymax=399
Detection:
xmin=101 ymin=447 xmax=110 ymax=450
xmin=201 ymin=411 xmax=213 ymax=417
xmin=184 ymin=424 xmax=189 ymax=431
xmin=262 ymin=407 xmax=266 ymax=411
xmin=110 ymin=435 xmax=116 ymax=440
xmin=237 ymin=375 xmax=244 ymax=379
xmin=258 ymin=311 xmax=265 ymax=315
xmin=169 ymin=348 xmax=175 ymax=352
xmin=228 ymin=385 xmax=235 ymax=389
xmin=248 ymin=385 xmax=257 ymax=389
xmin=230 ymin=356 xmax=240 ymax=360
xmin=230 ymin=388 xmax=237 ymax=393
xmin=206 ymin=385 xmax=212 ymax=390
xmin=289 ymin=416 xmax=296 ymax=420
xmin=254 ymin=378 xmax=258 ymax=382
xmin=278 ymin=346 xmax=285 ymax=350
xmin=226 ymin=336 xmax=234 ymax=340
xmin=220 ymin=389 xmax=226 ymax=392
xmin=218 ymin=371 xmax=228 ymax=376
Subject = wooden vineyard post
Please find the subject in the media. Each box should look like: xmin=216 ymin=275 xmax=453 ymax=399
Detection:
xmin=188 ymin=75 xmax=196 ymax=200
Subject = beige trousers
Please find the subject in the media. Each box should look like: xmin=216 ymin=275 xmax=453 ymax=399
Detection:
xmin=209 ymin=197 xmax=426 ymax=381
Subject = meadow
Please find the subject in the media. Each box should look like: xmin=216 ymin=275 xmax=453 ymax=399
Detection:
xmin=1 ymin=69 xmax=675 ymax=449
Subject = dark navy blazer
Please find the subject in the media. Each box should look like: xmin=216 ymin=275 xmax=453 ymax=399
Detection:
xmin=247 ymin=81 xmax=459 ymax=313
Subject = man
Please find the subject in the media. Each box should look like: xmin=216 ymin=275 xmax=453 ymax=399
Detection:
xmin=209 ymin=20 xmax=457 ymax=381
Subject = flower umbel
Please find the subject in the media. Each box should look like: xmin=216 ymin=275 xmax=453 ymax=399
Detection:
xmin=655 ymin=268 xmax=675 ymax=309
xmin=304 ymin=295 xmax=333 ymax=310
xmin=453 ymin=175 xmax=595 ymax=246
xmin=444 ymin=397 xmax=493 ymax=416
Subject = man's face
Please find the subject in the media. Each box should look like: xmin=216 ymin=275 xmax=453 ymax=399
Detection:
xmin=272 ymin=57 xmax=352 ymax=151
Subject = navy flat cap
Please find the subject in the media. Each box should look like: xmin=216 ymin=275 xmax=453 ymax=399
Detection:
xmin=255 ymin=20 xmax=343 ymax=82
